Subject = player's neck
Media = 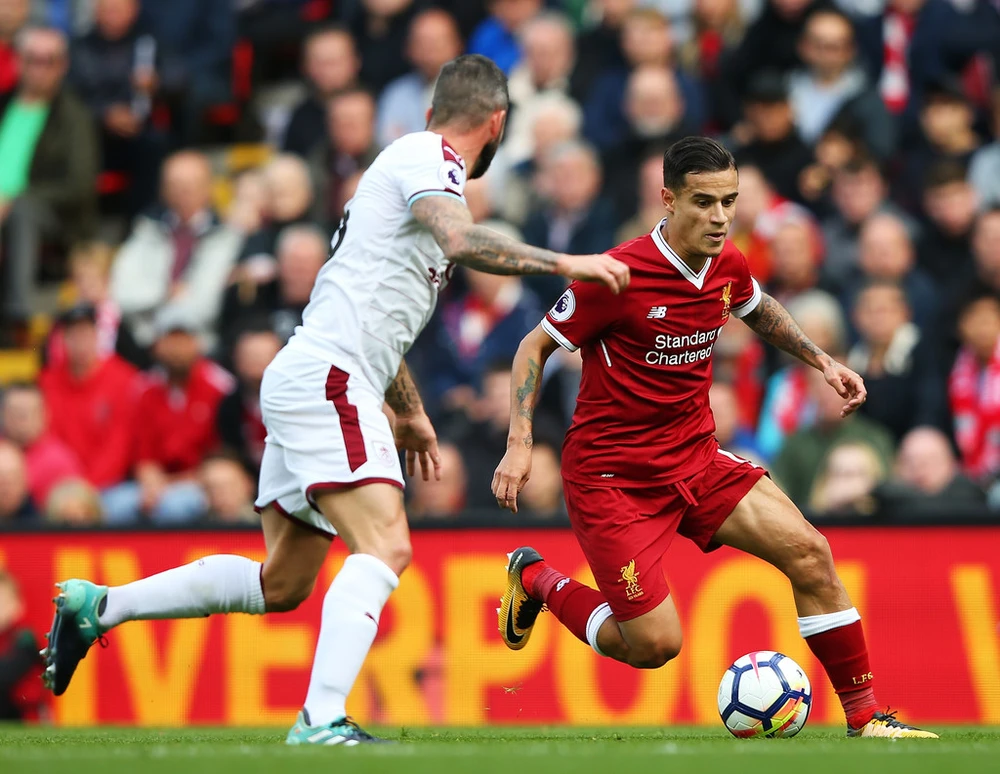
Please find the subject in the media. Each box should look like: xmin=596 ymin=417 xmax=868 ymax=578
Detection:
xmin=658 ymin=221 xmax=710 ymax=274
xmin=428 ymin=125 xmax=480 ymax=172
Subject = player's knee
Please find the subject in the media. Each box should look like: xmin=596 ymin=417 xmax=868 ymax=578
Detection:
xmin=262 ymin=571 xmax=316 ymax=613
xmin=785 ymin=529 xmax=837 ymax=594
xmin=627 ymin=632 xmax=682 ymax=669
xmin=380 ymin=539 xmax=412 ymax=577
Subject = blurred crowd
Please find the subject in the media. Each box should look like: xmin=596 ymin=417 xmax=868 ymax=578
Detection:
xmin=0 ymin=0 xmax=999 ymax=531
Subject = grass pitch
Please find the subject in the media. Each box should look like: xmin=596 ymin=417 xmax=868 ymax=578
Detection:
xmin=2 ymin=725 xmax=997 ymax=774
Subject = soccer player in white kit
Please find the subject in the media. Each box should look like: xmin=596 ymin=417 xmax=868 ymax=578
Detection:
xmin=41 ymin=55 xmax=630 ymax=745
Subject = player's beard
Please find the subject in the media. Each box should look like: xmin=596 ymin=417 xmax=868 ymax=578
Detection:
xmin=469 ymin=133 xmax=501 ymax=179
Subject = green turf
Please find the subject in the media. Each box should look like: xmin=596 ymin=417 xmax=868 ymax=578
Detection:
xmin=2 ymin=726 xmax=997 ymax=774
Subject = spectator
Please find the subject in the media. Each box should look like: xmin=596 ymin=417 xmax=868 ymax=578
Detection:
xmin=0 ymin=570 xmax=43 ymax=721
xmin=139 ymin=0 xmax=234 ymax=144
xmin=949 ymin=290 xmax=1000 ymax=486
xmin=756 ymin=289 xmax=846 ymax=459
xmin=522 ymin=139 xmax=617 ymax=300
xmin=719 ymin=0 xmax=832 ymax=128
xmin=216 ymin=326 xmax=281 ymax=477
xmin=200 ymin=452 xmax=258 ymax=524
xmin=0 ymin=382 xmax=82 ymax=507
xmin=46 ymin=242 xmax=147 ymax=369
xmin=728 ymin=69 xmax=813 ymax=203
xmin=106 ymin=307 xmax=234 ymax=524
xmin=916 ymin=160 xmax=978 ymax=290
xmin=0 ymin=439 xmax=34 ymax=522
xmin=819 ymin=155 xmax=917 ymax=296
xmin=0 ymin=0 xmax=29 ymax=95
xmin=0 ymin=25 xmax=98 ymax=326
xmin=843 ymin=212 xmax=937 ymax=334
xmin=583 ymin=7 xmax=704 ymax=153
xmin=220 ymin=224 xmax=326 ymax=354
xmin=874 ymin=426 xmax=986 ymax=517
xmin=225 ymin=168 xmax=268 ymax=236
xmin=894 ymin=75 xmax=983 ymax=215
xmin=968 ymin=86 xmax=1000 ymax=209
xmin=309 ymin=87 xmax=380 ymax=228
xmin=44 ymin=478 xmax=103 ymax=525
xmin=765 ymin=215 xmax=822 ymax=305
xmin=467 ymin=0 xmax=542 ymax=76
xmin=282 ymin=25 xmax=361 ymax=158
xmin=376 ymin=8 xmax=462 ymax=147
xmin=111 ymin=150 xmax=243 ymax=349
xmin=492 ymin=91 xmax=581 ymax=227
xmin=408 ymin=441 xmax=467 ymax=520
xmin=709 ymin=380 xmax=761 ymax=461
xmin=502 ymin=11 xmax=577 ymax=168
xmin=570 ymin=0 xmax=631 ymax=100
xmin=235 ymin=0 xmax=317 ymax=86
xmin=616 ymin=148 xmax=668 ymax=243
xmin=677 ymin=0 xmax=746 ymax=132
xmin=70 ymin=0 xmax=168 ymax=215
xmin=603 ymin=64 xmax=693 ymax=224
xmin=421 ymin=267 xmax=544 ymax=419
xmin=787 ymin=9 xmax=894 ymax=160
xmin=772 ymin=357 xmax=895 ymax=506
xmin=341 ymin=0 xmax=422 ymax=94
xmin=38 ymin=303 xmax=140 ymax=495
xmin=808 ymin=440 xmax=887 ymax=515
xmin=238 ymin=153 xmax=314 ymax=268
xmin=847 ymin=279 xmax=947 ymax=441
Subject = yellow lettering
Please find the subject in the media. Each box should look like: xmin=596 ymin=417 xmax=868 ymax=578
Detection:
xmin=443 ymin=556 xmax=552 ymax=725
xmin=688 ymin=557 xmax=811 ymax=724
xmin=52 ymin=548 xmax=97 ymax=726
xmin=951 ymin=565 xmax=1000 ymax=722
xmin=102 ymin=550 xmax=209 ymax=726
xmin=554 ymin=564 xmax=682 ymax=724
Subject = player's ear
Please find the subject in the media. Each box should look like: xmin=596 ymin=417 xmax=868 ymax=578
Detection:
xmin=425 ymin=107 xmax=434 ymax=127
xmin=492 ymin=109 xmax=508 ymax=140
xmin=661 ymin=186 xmax=675 ymax=214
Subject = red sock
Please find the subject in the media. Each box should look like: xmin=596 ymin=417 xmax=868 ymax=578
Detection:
xmin=805 ymin=620 xmax=879 ymax=728
xmin=521 ymin=562 xmax=608 ymax=645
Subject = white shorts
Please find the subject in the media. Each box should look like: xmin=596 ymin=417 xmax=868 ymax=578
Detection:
xmin=254 ymin=346 xmax=404 ymax=537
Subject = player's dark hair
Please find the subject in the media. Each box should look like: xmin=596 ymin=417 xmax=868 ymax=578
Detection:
xmin=662 ymin=136 xmax=736 ymax=192
xmin=428 ymin=54 xmax=509 ymax=131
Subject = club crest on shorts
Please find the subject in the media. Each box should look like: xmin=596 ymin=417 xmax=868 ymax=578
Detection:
xmin=618 ymin=559 xmax=643 ymax=600
xmin=374 ymin=443 xmax=394 ymax=467
xmin=549 ymin=289 xmax=576 ymax=322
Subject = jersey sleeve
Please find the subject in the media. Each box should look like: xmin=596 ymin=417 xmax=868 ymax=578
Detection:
xmin=729 ymin=246 xmax=762 ymax=319
xmin=398 ymin=133 xmax=468 ymax=207
xmin=541 ymin=281 xmax=621 ymax=352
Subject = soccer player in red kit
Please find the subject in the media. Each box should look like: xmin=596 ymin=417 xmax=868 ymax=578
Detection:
xmin=493 ymin=137 xmax=937 ymax=739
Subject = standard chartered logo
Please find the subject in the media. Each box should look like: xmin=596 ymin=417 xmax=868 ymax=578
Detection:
xmin=645 ymin=326 xmax=724 ymax=366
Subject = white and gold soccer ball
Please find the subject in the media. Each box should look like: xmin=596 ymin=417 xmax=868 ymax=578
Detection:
xmin=718 ymin=651 xmax=812 ymax=738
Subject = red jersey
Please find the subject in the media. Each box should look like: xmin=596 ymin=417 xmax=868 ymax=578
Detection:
xmin=39 ymin=355 xmax=142 ymax=488
xmin=542 ymin=224 xmax=761 ymax=487
xmin=136 ymin=359 xmax=235 ymax=474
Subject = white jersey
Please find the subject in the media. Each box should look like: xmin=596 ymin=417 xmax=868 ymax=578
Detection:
xmin=285 ymin=130 xmax=467 ymax=393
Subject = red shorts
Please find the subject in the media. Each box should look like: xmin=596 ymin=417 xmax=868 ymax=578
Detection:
xmin=563 ymin=449 xmax=767 ymax=622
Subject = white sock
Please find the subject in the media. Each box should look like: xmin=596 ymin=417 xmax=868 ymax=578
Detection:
xmin=797 ymin=607 xmax=861 ymax=638
xmin=586 ymin=602 xmax=614 ymax=657
xmin=303 ymin=553 xmax=399 ymax=726
xmin=98 ymin=555 xmax=266 ymax=629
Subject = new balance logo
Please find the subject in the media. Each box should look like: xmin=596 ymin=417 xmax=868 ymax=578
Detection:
xmin=555 ymin=578 xmax=570 ymax=593
xmin=647 ymin=306 xmax=667 ymax=319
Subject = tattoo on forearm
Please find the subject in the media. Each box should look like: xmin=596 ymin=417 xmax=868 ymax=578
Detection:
xmin=523 ymin=433 xmax=533 ymax=449
xmin=515 ymin=359 xmax=540 ymax=420
xmin=744 ymin=294 xmax=825 ymax=367
xmin=385 ymin=360 xmax=422 ymax=415
xmin=411 ymin=196 xmax=561 ymax=275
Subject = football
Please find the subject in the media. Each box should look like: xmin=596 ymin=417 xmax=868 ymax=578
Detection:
xmin=718 ymin=651 xmax=812 ymax=738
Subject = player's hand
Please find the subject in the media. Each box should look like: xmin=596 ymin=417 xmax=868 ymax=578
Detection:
xmin=822 ymin=359 xmax=867 ymax=417
xmin=558 ymin=254 xmax=630 ymax=295
xmin=393 ymin=410 xmax=441 ymax=482
xmin=492 ymin=445 xmax=532 ymax=514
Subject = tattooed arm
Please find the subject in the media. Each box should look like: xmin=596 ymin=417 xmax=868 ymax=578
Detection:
xmin=410 ymin=195 xmax=630 ymax=293
xmin=386 ymin=359 xmax=441 ymax=481
xmin=492 ymin=325 xmax=562 ymax=512
xmin=742 ymin=293 xmax=868 ymax=417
